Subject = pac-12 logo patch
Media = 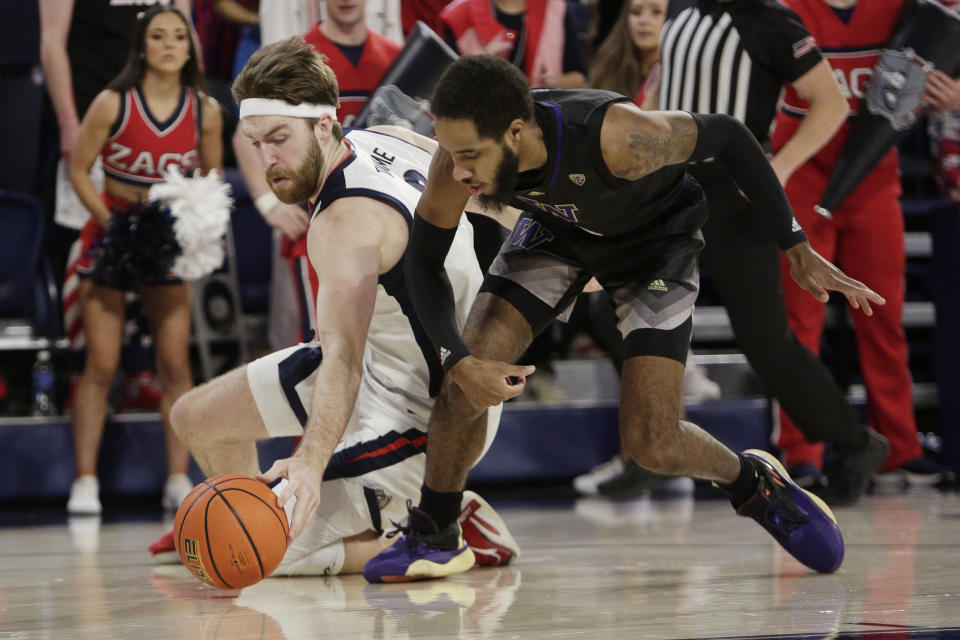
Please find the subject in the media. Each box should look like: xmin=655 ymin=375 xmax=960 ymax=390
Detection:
xmin=568 ymin=173 xmax=586 ymax=186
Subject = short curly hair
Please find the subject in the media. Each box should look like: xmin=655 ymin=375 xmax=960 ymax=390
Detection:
xmin=431 ymin=55 xmax=534 ymax=140
xmin=232 ymin=37 xmax=343 ymax=140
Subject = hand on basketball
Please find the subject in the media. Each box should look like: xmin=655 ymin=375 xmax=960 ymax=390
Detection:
xmin=263 ymin=202 xmax=310 ymax=240
xmin=257 ymin=455 xmax=324 ymax=542
xmin=785 ymin=241 xmax=886 ymax=316
xmin=448 ymin=355 xmax=535 ymax=409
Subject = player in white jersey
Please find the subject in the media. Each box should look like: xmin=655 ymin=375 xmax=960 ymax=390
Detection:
xmin=148 ymin=37 xmax=520 ymax=577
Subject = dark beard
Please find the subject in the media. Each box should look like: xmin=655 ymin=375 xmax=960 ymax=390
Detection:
xmin=477 ymin=143 xmax=520 ymax=210
xmin=266 ymin=135 xmax=324 ymax=205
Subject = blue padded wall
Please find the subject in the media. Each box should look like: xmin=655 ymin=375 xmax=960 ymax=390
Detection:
xmin=0 ymin=397 xmax=772 ymax=500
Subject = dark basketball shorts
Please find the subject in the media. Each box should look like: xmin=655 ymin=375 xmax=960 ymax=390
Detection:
xmin=480 ymin=213 xmax=704 ymax=364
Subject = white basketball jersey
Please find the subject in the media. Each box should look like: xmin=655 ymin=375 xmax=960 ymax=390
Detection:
xmin=309 ymin=129 xmax=483 ymax=413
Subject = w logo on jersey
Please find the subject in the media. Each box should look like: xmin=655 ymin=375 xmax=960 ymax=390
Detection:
xmin=515 ymin=194 xmax=580 ymax=223
xmin=510 ymin=218 xmax=554 ymax=250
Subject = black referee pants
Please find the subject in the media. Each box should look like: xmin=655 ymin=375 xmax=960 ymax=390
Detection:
xmin=700 ymin=185 xmax=865 ymax=453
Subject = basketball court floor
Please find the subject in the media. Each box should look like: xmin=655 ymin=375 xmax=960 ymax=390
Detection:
xmin=1 ymin=486 xmax=959 ymax=639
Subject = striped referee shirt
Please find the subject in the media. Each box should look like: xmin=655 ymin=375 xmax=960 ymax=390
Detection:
xmin=658 ymin=0 xmax=823 ymax=144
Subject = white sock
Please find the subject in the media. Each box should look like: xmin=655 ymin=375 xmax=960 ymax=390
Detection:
xmin=274 ymin=539 xmax=345 ymax=576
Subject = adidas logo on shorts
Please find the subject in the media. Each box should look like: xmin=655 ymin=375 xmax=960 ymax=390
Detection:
xmin=648 ymin=279 xmax=669 ymax=292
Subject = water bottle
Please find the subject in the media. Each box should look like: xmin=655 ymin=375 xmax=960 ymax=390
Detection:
xmin=31 ymin=350 xmax=56 ymax=417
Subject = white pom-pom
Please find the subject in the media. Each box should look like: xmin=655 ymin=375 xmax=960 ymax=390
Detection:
xmin=149 ymin=167 xmax=234 ymax=280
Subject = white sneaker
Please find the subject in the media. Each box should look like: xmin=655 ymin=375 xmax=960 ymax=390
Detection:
xmin=67 ymin=475 xmax=102 ymax=515
xmin=573 ymin=456 xmax=625 ymax=495
xmin=683 ymin=353 xmax=721 ymax=402
xmin=162 ymin=473 xmax=195 ymax=511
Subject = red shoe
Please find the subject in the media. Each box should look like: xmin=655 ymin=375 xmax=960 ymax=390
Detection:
xmin=148 ymin=529 xmax=179 ymax=564
xmin=459 ymin=491 xmax=520 ymax=567
xmin=121 ymin=371 xmax=163 ymax=410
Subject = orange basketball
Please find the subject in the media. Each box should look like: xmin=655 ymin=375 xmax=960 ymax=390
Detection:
xmin=174 ymin=474 xmax=289 ymax=589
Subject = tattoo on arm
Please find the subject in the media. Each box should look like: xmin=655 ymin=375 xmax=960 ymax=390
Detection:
xmin=616 ymin=114 xmax=699 ymax=180
xmin=671 ymin=115 xmax=699 ymax=162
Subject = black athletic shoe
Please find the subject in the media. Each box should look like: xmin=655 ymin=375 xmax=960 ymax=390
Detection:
xmin=823 ymin=429 xmax=890 ymax=506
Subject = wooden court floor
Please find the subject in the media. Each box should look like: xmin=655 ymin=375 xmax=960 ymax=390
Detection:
xmin=1 ymin=487 xmax=959 ymax=639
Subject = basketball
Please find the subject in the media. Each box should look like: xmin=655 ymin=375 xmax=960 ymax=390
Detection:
xmin=174 ymin=474 xmax=289 ymax=589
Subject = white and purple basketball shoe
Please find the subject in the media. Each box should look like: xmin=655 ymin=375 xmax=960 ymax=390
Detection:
xmin=736 ymin=449 xmax=845 ymax=574
xmin=363 ymin=505 xmax=476 ymax=583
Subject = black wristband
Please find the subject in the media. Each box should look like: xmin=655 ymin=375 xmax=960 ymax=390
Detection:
xmin=689 ymin=113 xmax=808 ymax=250
xmin=404 ymin=215 xmax=471 ymax=372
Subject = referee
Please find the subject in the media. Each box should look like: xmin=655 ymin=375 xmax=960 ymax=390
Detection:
xmin=655 ymin=0 xmax=887 ymax=505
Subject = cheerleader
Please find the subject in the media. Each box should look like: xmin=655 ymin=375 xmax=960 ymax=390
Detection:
xmin=67 ymin=5 xmax=223 ymax=514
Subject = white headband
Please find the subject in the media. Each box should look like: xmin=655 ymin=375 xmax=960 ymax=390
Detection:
xmin=238 ymin=98 xmax=338 ymax=121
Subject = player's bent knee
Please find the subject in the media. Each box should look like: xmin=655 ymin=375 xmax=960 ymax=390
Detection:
xmin=168 ymin=393 xmax=192 ymax=438
xmin=169 ymin=388 xmax=207 ymax=441
xmin=623 ymin=419 xmax=682 ymax=472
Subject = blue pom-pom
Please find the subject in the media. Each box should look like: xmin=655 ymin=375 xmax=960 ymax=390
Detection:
xmin=89 ymin=200 xmax=181 ymax=291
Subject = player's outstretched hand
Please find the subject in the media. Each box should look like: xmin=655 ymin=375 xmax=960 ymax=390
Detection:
xmin=449 ymin=355 xmax=535 ymax=410
xmin=257 ymin=455 xmax=324 ymax=543
xmin=785 ymin=241 xmax=886 ymax=316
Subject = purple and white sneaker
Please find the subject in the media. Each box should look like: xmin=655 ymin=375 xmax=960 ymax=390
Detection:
xmin=363 ymin=504 xmax=475 ymax=583
xmin=736 ymin=449 xmax=845 ymax=574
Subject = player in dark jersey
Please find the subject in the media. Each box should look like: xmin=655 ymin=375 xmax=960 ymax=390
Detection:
xmin=363 ymin=54 xmax=886 ymax=583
